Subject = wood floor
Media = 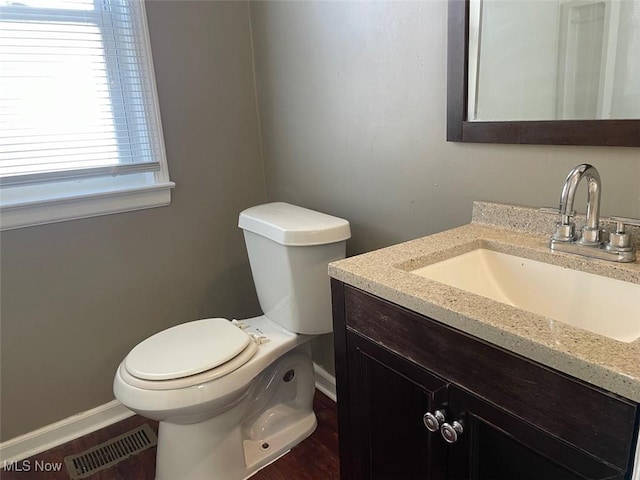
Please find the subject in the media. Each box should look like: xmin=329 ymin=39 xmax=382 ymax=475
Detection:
xmin=1 ymin=391 xmax=339 ymax=480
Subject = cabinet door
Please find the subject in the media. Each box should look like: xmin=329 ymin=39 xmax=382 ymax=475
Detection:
xmin=346 ymin=331 xmax=448 ymax=480
xmin=445 ymin=385 xmax=627 ymax=480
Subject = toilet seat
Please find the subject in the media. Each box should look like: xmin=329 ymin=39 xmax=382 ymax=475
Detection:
xmin=122 ymin=318 xmax=259 ymax=390
xmin=119 ymin=340 xmax=259 ymax=390
xmin=116 ymin=315 xmax=302 ymax=395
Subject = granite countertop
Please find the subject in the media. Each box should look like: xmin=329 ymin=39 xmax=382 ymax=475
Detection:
xmin=329 ymin=202 xmax=640 ymax=402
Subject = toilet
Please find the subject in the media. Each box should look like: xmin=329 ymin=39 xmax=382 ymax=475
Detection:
xmin=113 ymin=202 xmax=350 ymax=480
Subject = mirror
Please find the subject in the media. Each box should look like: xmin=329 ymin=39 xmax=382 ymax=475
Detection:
xmin=468 ymin=0 xmax=640 ymax=122
xmin=447 ymin=0 xmax=640 ymax=146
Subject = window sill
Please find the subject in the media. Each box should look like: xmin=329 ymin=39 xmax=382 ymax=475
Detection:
xmin=0 ymin=182 xmax=175 ymax=231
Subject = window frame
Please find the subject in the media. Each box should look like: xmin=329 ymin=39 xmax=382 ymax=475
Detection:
xmin=0 ymin=0 xmax=174 ymax=230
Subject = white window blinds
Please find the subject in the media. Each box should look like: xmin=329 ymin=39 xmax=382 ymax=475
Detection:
xmin=0 ymin=0 xmax=172 ymax=229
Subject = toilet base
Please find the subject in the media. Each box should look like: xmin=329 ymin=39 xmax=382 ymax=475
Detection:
xmin=155 ymin=409 xmax=317 ymax=480
xmin=243 ymin=411 xmax=316 ymax=477
xmin=154 ymin=347 xmax=318 ymax=480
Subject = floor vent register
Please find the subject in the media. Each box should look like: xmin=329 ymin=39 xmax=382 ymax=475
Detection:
xmin=64 ymin=424 xmax=157 ymax=479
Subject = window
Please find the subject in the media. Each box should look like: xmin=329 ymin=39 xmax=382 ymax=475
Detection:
xmin=0 ymin=0 xmax=173 ymax=230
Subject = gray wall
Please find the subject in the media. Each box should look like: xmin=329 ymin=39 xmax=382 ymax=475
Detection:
xmin=2 ymin=0 xmax=639 ymax=442
xmin=250 ymin=0 xmax=639 ymax=254
xmin=0 ymin=1 xmax=265 ymax=441
xmin=249 ymin=1 xmax=640 ymax=373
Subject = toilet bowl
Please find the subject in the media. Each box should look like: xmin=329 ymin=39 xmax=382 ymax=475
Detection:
xmin=113 ymin=203 xmax=350 ymax=480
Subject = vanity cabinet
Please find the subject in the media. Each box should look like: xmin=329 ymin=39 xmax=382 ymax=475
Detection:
xmin=332 ymin=280 xmax=639 ymax=480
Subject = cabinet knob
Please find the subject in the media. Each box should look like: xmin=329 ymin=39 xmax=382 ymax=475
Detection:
xmin=422 ymin=410 xmax=446 ymax=433
xmin=441 ymin=421 xmax=464 ymax=443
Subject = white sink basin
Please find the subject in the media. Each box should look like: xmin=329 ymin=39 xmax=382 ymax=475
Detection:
xmin=411 ymin=249 xmax=640 ymax=343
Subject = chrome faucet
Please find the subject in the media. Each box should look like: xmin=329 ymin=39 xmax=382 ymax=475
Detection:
xmin=549 ymin=164 xmax=638 ymax=263
xmin=553 ymin=164 xmax=602 ymax=245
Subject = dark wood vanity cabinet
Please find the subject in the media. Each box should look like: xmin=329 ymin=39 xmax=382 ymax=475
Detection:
xmin=332 ymin=280 xmax=639 ymax=480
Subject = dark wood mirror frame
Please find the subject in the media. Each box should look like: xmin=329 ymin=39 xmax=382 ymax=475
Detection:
xmin=447 ymin=0 xmax=640 ymax=147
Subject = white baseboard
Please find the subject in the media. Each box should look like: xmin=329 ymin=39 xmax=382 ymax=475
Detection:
xmin=313 ymin=363 xmax=336 ymax=402
xmin=0 ymin=400 xmax=134 ymax=464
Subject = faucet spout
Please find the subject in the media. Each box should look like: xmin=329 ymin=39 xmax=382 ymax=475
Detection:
xmin=548 ymin=164 xmax=637 ymax=262
xmin=558 ymin=164 xmax=601 ymax=245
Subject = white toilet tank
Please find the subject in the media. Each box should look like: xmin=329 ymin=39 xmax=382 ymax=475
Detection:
xmin=238 ymin=203 xmax=351 ymax=335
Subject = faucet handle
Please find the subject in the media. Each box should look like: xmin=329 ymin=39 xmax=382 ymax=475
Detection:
xmin=540 ymin=207 xmax=576 ymax=217
xmin=605 ymin=216 xmax=640 ymax=252
xmin=607 ymin=216 xmax=640 ymax=231
xmin=542 ymin=207 xmax=577 ymax=242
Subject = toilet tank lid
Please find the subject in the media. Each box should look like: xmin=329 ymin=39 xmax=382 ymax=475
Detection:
xmin=238 ymin=202 xmax=351 ymax=246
